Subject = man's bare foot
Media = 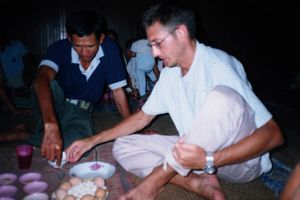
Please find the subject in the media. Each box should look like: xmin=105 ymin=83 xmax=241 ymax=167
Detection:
xmin=0 ymin=123 xmax=30 ymax=141
xmin=171 ymin=173 xmax=225 ymax=200
xmin=118 ymin=179 xmax=159 ymax=200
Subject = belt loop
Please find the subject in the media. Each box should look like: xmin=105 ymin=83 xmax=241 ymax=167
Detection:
xmin=80 ymin=101 xmax=91 ymax=110
xmin=65 ymin=98 xmax=93 ymax=112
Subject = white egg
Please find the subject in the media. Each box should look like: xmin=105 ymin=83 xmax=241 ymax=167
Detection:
xmin=63 ymin=195 xmax=76 ymax=200
xmin=93 ymin=176 xmax=105 ymax=188
xmin=80 ymin=194 xmax=95 ymax=200
xmin=95 ymin=188 xmax=107 ymax=200
xmin=69 ymin=177 xmax=82 ymax=186
xmin=59 ymin=181 xmax=72 ymax=191
xmin=55 ymin=188 xmax=67 ymax=200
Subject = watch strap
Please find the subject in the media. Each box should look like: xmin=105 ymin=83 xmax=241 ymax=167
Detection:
xmin=204 ymin=151 xmax=216 ymax=174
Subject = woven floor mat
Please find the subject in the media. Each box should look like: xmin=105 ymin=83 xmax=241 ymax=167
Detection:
xmin=129 ymin=173 xmax=276 ymax=200
xmin=0 ymin=141 xmax=125 ymax=199
xmin=0 ymin=140 xmax=278 ymax=200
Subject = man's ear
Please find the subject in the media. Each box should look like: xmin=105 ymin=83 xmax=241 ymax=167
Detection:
xmin=67 ymin=34 xmax=72 ymax=42
xmin=99 ymin=34 xmax=105 ymax=44
xmin=176 ymin=25 xmax=187 ymax=37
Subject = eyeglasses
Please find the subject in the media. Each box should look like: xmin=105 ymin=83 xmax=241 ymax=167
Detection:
xmin=148 ymin=27 xmax=177 ymax=49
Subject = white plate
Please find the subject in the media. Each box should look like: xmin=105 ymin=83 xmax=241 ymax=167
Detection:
xmin=0 ymin=173 xmax=17 ymax=185
xmin=69 ymin=161 xmax=116 ymax=180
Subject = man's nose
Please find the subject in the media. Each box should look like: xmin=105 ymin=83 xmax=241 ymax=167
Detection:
xmin=81 ymin=47 xmax=89 ymax=56
xmin=151 ymin=46 xmax=160 ymax=58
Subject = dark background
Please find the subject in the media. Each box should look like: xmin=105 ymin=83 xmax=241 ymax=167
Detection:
xmin=0 ymin=0 xmax=299 ymax=101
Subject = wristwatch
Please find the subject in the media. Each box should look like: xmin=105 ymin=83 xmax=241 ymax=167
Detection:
xmin=204 ymin=152 xmax=216 ymax=174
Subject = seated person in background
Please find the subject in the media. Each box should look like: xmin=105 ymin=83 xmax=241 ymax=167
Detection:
xmin=0 ymin=31 xmax=36 ymax=115
xmin=130 ymin=26 xmax=157 ymax=105
xmin=279 ymin=162 xmax=300 ymax=200
xmin=0 ymin=31 xmax=36 ymax=96
xmin=153 ymin=57 xmax=164 ymax=79
xmin=106 ymin=29 xmax=119 ymax=42
xmin=25 ymin=10 xmax=130 ymax=166
xmin=0 ymin=66 xmax=31 ymax=115
xmin=125 ymin=38 xmax=138 ymax=99
xmin=0 ymin=64 xmax=32 ymax=142
xmin=66 ymin=2 xmax=283 ymax=200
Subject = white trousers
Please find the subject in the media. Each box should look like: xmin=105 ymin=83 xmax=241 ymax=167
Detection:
xmin=113 ymin=86 xmax=266 ymax=183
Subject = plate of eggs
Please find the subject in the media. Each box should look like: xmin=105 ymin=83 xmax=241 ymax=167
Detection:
xmin=52 ymin=176 xmax=108 ymax=200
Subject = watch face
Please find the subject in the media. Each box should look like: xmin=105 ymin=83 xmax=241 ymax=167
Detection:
xmin=205 ymin=166 xmax=216 ymax=174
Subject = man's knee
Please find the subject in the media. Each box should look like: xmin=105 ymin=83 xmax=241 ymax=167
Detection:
xmin=206 ymin=86 xmax=251 ymax=115
xmin=193 ymin=86 xmax=255 ymax=150
xmin=209 ymin=86 xmax=243 ymax=105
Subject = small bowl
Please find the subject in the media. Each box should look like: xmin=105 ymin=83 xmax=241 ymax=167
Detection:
xmin=0 ymin=173 xmax=17 ymax=185
xmin=23 ymin=192 xmax=49 ymax=200
xmin=23 ymin=181 xmax=48 ymax=194
xmin=19 ymin=172 xmax=41 ymax=185
xmin=0 ymin=185 xmax=17 ymax=197
xmin=0 ymin=197 xmax=15 ymax=200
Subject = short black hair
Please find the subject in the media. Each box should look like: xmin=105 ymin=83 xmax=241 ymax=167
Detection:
xmin=66 ymin=10 xmax=107 ymax=39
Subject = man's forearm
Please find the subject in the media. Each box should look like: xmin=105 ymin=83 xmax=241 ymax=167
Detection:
xmin=92 ymin=110 xmax=154 ymax=145
xmin=112 ymin=88 xmax=131 ymax=118
xmin=33 ymin=77 xmax=58 ymax=124
xmin=214 ymin=119 xmax=283 ymax=167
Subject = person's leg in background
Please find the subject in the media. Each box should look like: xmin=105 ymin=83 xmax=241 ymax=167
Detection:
xmin=135 ymin=55 xmax=155 ymax=107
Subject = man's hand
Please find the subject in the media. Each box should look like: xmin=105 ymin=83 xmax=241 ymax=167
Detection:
xmin=172 ymin=138 xmax=206 ymax=169
xmin=41 ymin=123 xmax=63 ymax=167
xmin=65 ymin=137 xmax=94 ymax=163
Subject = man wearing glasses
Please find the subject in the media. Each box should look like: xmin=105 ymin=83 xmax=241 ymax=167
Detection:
xmin=148 ymin=27 xmax=177 ymax=48
xmin=67 ymin=2 xmax=283 ymax=199
xmin=26 ymin=10 xmax=130 ymax=167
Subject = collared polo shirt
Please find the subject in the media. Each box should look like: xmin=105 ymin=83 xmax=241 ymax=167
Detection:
xmin=39 ymin=37 xmax=127 ymax=104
